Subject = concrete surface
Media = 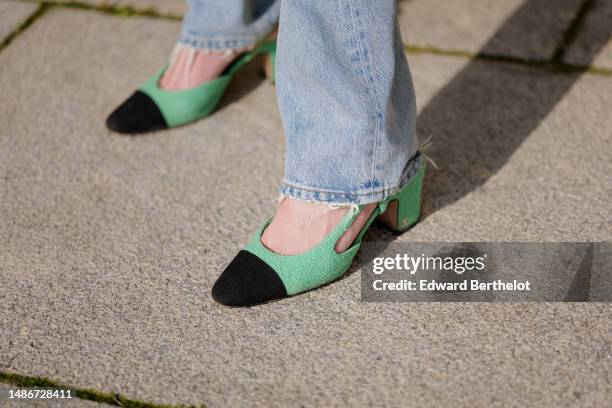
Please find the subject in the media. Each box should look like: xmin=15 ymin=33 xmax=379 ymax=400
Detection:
xmin=403 ymin=53 xmax=612 ymax=242
xmin=0 ymin=2 xmax=611 ymax=408
xmin=564 ymin=0 xmax=612 ymax=68
xmin=398 ymin=0 xmax=584 ymax=60
xmin=0 ymin=0 xmax=38 ymax=42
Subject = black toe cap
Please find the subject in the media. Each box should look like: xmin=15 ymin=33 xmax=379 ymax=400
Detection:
xmin=106 ymin=91 xmax=168 ymax=134
xmin=212 ymin=250 xmax=287 ymax=307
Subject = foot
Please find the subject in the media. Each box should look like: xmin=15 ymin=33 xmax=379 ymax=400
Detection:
xmin=261 ymin=198 xmax=377 ymax=256
xmin=159 ymin=47 xmax=237 ymax=90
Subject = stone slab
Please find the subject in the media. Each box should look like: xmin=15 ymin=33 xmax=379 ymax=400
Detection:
xmin=400 ymin=51 xmax=612 ymax=242
xmin=564 ymin=0 xmax=612 ymax=69
xmin=17 ymin=0 xmax=605 ymax=66
xmin=0 ymin=0 xmax=38 ymax=42
xmin=398 ymin=0 xmax=584 ymax=61
xmin=0 ymin=7 xmax=611 ymax=408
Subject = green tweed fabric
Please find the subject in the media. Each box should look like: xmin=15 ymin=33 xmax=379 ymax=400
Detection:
xmin=139 ymin=40 xmax=276 ymax=128
xmin=245 ymin=162 xmax=426 ymax=296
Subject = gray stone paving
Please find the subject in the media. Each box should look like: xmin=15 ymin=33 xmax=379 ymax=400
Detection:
xmin=0 ymin=0 xmax=38 ymax=42
xmin=0 ymin=1 xmax=611 ymax=407
xmin=399 ymin=0 xmax=585 ymax=60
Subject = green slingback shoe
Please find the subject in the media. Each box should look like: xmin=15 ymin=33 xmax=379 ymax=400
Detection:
xmin=106 ymin=41 xmax=276 ymax=134
xmin=212 ymin=158 xmax=426 ymax=306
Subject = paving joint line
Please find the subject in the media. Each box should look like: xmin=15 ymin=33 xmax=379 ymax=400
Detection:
xmin=18 ymin=0 xmax=182 ymax=20
xmin=5 ymin=0 xmax=611 ymax=77
xmin=0 ymin=2 xmax=49 ymax=53
xmin=404 ymin=45 xmax=612 ymax=77
xmin=0 ymin=371 xmax=205 ymax=408
xmin=552 ymin=0 xmax=597 ymax=63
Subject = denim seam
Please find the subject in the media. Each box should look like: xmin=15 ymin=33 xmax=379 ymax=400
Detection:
xmin=347 ymin=0 xmax=381 ymax=196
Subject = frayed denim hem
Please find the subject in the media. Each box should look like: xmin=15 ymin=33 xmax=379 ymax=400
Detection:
xmin=278 ymin=153 xmax=424 ymax=206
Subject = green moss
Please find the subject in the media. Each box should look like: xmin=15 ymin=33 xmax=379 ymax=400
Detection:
xmin=4 ymin=1 xmax=610 ymax=77
xmin=552 ymin=0 xmax=597 ymax=62
xmin=404 ymin=44 xmax=611 ymax=77
xmin=404 ymin=44 xmax=473 ymax=59
xmin=0 ymin=3 xmax=49 ymax=52
xmin=586 ymin=66 xmax=612 ymax=76
xmin=0 ymin=371 xmax=205 ymax=408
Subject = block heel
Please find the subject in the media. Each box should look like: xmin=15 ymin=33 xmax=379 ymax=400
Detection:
xmin=378 ymin=163 xmax=425 ymax=233
xmin=259 ymin=41 xmax=276 ymax=84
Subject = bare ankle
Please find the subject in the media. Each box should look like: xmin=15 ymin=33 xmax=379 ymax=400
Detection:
xmin=159 ymin=45 xmax=238 ymax=91
xmin=261 ymin=199 xmax=377 ymax=256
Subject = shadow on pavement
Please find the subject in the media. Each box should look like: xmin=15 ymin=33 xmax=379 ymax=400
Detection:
xmin=415 ymin=0 xmax=610 ymax=218
xmin=360 ymin=0 xmax=610 ymax=299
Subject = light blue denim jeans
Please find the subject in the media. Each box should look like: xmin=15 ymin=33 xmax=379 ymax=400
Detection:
xmin=181 ymin=0 xmax=422 ymax=205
